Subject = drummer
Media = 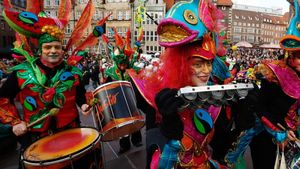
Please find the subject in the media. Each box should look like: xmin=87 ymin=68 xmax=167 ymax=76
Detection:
xmin=102 ymin=29 xmax=143 ymax=154
xmin=0 ymin=8 xmax=92 ymax=168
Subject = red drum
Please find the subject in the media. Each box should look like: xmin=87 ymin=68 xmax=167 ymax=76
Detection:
xmin=22 ymin=128 xmax=102 ymax=169
xmin=93 ymin=81 xmax=144 ymax=141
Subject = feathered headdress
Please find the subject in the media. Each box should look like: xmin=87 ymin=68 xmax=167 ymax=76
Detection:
xmin=3 ymin=0 xmax=109 ymax=66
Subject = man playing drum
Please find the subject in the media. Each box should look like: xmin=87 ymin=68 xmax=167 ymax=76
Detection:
xmin=0 ymin=3 xmax=99 ymax=169
xmin=101 ymin=28 xmax=143 ymax=154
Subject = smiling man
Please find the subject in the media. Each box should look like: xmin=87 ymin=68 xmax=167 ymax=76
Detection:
xmin=0 ymin=11 xmax=93 ymax=169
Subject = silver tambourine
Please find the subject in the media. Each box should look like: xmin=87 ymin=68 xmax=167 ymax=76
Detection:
xmin=178 ymin=83 xmax=254 ymax=106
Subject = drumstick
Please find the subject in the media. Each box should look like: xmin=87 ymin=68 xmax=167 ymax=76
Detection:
xmin=27 ymin=108 xmax=60 ymax=128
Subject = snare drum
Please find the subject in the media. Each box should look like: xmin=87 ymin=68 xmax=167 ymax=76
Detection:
xmin=93 ymin=81 xmax=145 ymax=141
xmin=22 ymin=128 xmax=102 ymax=169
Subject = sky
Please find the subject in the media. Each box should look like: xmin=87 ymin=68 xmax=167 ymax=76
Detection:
xmin=232 ymin=0 xmax=290 ymax=14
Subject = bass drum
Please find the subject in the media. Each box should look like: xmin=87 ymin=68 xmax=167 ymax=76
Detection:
xmin=22 ymin=128 xmax=103 ymax=169
xmin=93 ymin=81 xmax=144 ymax=141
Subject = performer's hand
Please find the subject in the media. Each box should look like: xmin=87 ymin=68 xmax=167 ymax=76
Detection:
xmin=12 ymin=121 xmax=27 ymax=136
xmin=155 ymin=88 xmax=185 ymax=140
xmin=287 ymin=130 xmax=297 ymax=141
xmin=81 ymin=104 xmax=92 ymax=116
xmin=155 ymin=88 xmax=185 ymax=116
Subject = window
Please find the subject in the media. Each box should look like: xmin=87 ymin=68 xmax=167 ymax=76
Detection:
xmin=247 ymin=28 xmax=255 ymax=34
xmin=146 ymin=31 xmax=149 ymax=41
xmin=55 ymin=0 xmax=59 ymax=5
xmin=117 ymin=27 xmax=122 ymax=36
xmin=108 ymin=28 xmax=113 ymax=37
xmin=66 ymin=24 xmax=71 ymax=34
xmin=124 ymin=27 xmax=128 ymax=37
xmin=45 ymin=0 xmax=51 ymax=6
xmin=118 ymin=11 xmax=123 ymax=20
xmin=234 ymin=27 xmax=242 ymax=33
xmin=150 ymin=31 xmax=154 ymax=41
xmin=125 ymin=11 xmax=130 ymax=20
xmin=233 ymin=22 xmax=237 ymax=26
xmin=109 ymin=13 xmax=114 ymax=20
xmin=247 ymin=35 xmax=254 ymax=43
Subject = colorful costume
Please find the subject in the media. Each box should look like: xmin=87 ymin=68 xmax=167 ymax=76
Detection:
xmin=129 ymin=0 xmax=234 ymax=168
xmin=101 ymin=28 xmax=143 ymax=152
xmin=0 ymin=0 xmax=108 ymax=141
xmin=225 ymin=1 xmax=300 ymax=168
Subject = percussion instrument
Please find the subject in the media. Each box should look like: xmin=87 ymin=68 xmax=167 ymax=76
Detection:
xmin=22 ymin=128 xmax=102 ymax=169
xmin=93 ymin=81 xmax=144 ymax=141
xmin=178 ymin=83 xmax=254 ymax=107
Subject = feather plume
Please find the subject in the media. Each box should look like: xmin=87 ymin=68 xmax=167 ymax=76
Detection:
xmin=65 ymin=0 xmax=95 ymax=51
xmin=3 ymin=0 xmax=12 ymax=10
xmin=137 ymin=28 xmax=144 ymax=42
xmin=102 ymin=34 xmax=109 ymax=44
xmin=96 ymin=12 xmax=112 ymax=26
xmin=26 ymin=0 xmax=44 ymax=14
xmin=14 ymin=33 xmax=32 ymax=54
xmin=72 ymin=13 xmax=112 ymax=54
xmin=113 ymin=27 xmax=124 ymax=49
xmin=72 ymin=34 xmax=99 ymax=55
xmin=199 ymin=0 xmax=224 ymax=32
xmin=57 ymin=0 xmax=72 ymax=26
xmin=124 ymin=29 xmax=134 ymax=56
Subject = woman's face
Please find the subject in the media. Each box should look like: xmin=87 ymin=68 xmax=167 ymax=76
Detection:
xmin=288 ymin=51 xmax=300 ymax=73
xmin=190 ymin=57 xmax=212 ymax=86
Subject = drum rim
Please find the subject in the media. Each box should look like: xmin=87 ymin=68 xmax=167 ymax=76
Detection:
xmin=93 ymin=80 xmax=131 ymax=95
xmin=22 ymin=127 xmax=100 ymax=166
xmin=100 ymin=118 xmax=145 ymax=141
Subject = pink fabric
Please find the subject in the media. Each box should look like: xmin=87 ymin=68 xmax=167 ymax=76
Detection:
xmin=267 ymin=62 xmax=300 ymax=99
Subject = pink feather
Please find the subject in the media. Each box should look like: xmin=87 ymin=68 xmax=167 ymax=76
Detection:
xmin=199 ymin=0 xmax=225 ymax=32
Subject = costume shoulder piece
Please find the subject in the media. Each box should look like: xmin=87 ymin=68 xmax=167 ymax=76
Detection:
xmin=255 ymin=61 xmax=280 ymax=84
xmin=256 ymin=60 xmax=300 ymax=99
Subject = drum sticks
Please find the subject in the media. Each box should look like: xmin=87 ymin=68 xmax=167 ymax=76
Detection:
xmin=27 ymin=108 xmax=60 ymax=128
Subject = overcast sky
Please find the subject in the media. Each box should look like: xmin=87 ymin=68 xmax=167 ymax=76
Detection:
xmin=232 ymin=0 xmax=290 ymax=13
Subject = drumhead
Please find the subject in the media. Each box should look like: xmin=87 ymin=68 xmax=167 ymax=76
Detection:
xmin=93 ymin=81 xmax=132 ymax=95
xmin=23 ymin=128 xmax=100 ymax=163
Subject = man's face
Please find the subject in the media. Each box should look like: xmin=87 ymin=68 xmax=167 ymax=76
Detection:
xmin=288 ymin=51 xmax=300 ymax=73
xmin=41 ymin=41 xmax=64 ymax=64
xmin=190 ymin=57 xmax=212 ymax=86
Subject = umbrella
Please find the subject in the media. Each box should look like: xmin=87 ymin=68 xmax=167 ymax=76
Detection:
xmin=259 ymin=43 xmax=280 ymax=49
xmin=235 ymin=41 xmax=253 ymax=48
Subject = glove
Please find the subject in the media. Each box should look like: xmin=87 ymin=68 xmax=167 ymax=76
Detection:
xmin=155 ymin=88 xmax=185 ymax=116
xmin=155 ymin=88 xmax=185 ymax=140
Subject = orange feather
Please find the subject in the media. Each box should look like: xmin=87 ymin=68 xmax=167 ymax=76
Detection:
xmin=58 ymin=0 xmax=72 ymax=26
xmin=65 ymin=0 xmax=95 ymax=50
xmin=113 ymin=27 xmax=124 ymax=49
xmin=26 ymin=0 xmax=44 ymax=14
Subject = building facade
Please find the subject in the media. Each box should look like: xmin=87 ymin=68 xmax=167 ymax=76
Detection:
xmin=1 ymin=0 xmax=292 ymax=58
xmin=0 ymin=0 xmax=26 ymax=57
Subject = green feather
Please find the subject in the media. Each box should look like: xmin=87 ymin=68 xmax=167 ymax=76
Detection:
xmin=53 ymin=93 xmax=66 ymax=108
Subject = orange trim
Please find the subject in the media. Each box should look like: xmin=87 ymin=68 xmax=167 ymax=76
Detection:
xmin=280 ymin=35 xmax=300 ymax=50
xmin=93 ymin=81 xmax=131 ymax=95
xmin=23 ymin=128 xmax=100 ymax=161
xmin=101 ymin=115 xmax=144 ymax=132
